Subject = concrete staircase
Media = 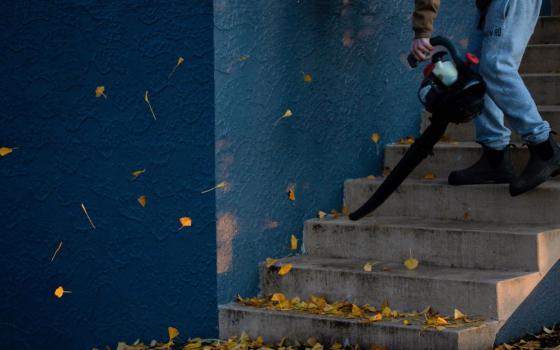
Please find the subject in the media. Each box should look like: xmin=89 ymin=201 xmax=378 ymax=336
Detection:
xmin=219 ymin=14 xmax=560 ymax=350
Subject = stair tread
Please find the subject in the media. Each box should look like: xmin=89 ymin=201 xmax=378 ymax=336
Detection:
xmin=305 ymin=215 xmax=560 ymax=236
xmin=522 ymin=72 xmax=560 ymax=77
xmin=220 ymin=303 xmax=499 ymax=333
xmin=273 ymin=256 xmax=538 ymax=284
xmin=347 ymin=177 xmax=560 ymax=190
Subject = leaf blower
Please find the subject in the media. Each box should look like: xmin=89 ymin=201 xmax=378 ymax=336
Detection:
xmin=349 ymin=36 xmax=486 ymax=221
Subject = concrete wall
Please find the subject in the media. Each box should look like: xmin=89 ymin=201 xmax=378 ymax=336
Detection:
xmin=214 ymin=0 xmax=478 ymax=304
xmin=0 ymin=1 xmax=216 ymax=349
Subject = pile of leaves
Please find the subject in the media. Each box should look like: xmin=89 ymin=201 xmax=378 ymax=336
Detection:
xmin=495 ymin=326 xmax=560 ymax=350
xmin=236 ymin=294 xmax=484 ymax=331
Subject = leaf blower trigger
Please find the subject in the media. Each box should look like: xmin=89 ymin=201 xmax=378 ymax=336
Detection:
xmin=348 ymin=36 xmax=486 ymax=221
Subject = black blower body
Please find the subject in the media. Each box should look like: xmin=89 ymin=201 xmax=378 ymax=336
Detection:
xmin=349 ymin=36 xmax=486 ymax=221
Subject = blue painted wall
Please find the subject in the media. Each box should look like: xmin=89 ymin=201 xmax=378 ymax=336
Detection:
xmin=0 ymin=1 xmax=216 ymax=349
xmin=214 ymin=0 xmax=478 ymax=303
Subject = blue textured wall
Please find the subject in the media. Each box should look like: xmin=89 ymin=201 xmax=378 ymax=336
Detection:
xmin=214 ymin=0 xmax=478 ymax=303
xmin=0 ymin=1 xmax=216 ymax=349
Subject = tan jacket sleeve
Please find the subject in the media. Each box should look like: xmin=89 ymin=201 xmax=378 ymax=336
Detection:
xmin=413 ymin=0 xmax=441 ymax=39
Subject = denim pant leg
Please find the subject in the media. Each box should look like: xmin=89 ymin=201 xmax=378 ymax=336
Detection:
xmin=478 ymin=0 xmax=550 ymax=147
xmin=467 ymin=14 xmax=511 ymax=150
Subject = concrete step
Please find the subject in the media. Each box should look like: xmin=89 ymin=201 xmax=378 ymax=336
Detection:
xmin=523 ymin=73 xmax=560 ymax=106
xmin=344 ymin=178 xmax=560 ymax=224
xmin=420 ymin=106 xmax=560 ymax=142
xmin=531 ymin=17 xmax=560 ymax=44
xmin=521 ymin=44 xmax=560 ymax=73
xmin=303 ymin=216 xmax=560 ymax=273
xmin=220 ymin=304 xmax=500 ymax=350
xmin=384 ymin=142 xmax=560 ymax=180
xmin=260 ymin=256 xmax=541 ymax=320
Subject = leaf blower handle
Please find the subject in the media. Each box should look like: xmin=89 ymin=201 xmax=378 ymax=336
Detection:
xmin=407 ymin=36 xmax=463 ymax=69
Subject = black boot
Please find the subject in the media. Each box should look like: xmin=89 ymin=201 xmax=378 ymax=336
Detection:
xmin=509 ymin=135 xmax=560 ymax=196
xmin=448 ymin=144 xmax=515 ymax=186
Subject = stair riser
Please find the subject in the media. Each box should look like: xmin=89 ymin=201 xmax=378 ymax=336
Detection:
xmin=219 ymin=306 xmax=499 ymax=350
xmin=521 ymin=45 xmax=560 ymax=73
xmin=524 ymin=74 xmax=560 ymax=105
xmin=384 ymin=144 xmax=560 ymax=181
xmin=344 ymin=179 xmax=560 ymax=224
xmin=260 ymin=265 xmax=539 ymax=320
xmin=304 ymin=220 xmax=554 ymax=272
xmin=531 ymin=17 xmax=560 ymax=44
xmin=420 ymin=110 xmax=560 ymax=142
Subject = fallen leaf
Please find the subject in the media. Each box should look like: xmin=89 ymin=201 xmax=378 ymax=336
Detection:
xmin=0 ymin=147 xmax=16 ymax=157
xmin=341 ymin=207 xmax=350 ymax=216
xmin=275 ymin=109 xmax=294 ymax=126
xmin=403 ymin=319 xmax=411 ymax=326
xmin=144 ymin=91 xmax=157 ymax=120
xmin=95 ymin=86 xmax=107 ymax=98
xmin=168 ymin=326 xmax=180 ymax=340
xmin=271 ymin=293 xmax=286 ymax=303
xmin=330 ymin=209 xmax=339 ymax=219
xmin=137 ymin=195 xmax=147 ymax=207
xmin=423 ymin=172 xmax=436 ymax=180
xmin=291 ymin=234 xmax=298 ymax=251
xmin=404 ymin=249 xmax=419 ymax=270
xmin=454 ymin=309 xmax=466 ymax=320
xmin=51 ymin=241 xmax=63 ymax=262
xmin=383 ymin=167 xmax=391 ymax=177
xmin=399 ymin=136 xmax=415 ymax=145
xmin=278 ymin=263 xmax=293 ymax=276
xmin=178 ymin=216 xmax=192 ymax=229
xmin=435 ymin=317 xmax=448 ymax=326
xmin=370 ymin=313 xmax=383 ymax=322
xmin=265 ymin=258 xmax=278 ymax=268
xmin=131 ymin=169 xmax=146 ymax=179
xmin=303 ymin=73 xmax=313 ymax=82
xmin=367 ymin=175 xmax=376 ymax=180
xmin=371 ymin=133 xmax=381 ymax=156
xmin=201 ymin=181 xmax=226 ymax=194
xmin=463 ymin=211 xmax=471 ymax=221
xmin=81 ymin=203 xmax=96 ymax=229
xmin=363 ymin=262 xmax=374 ymax=272
xmin=168 ymin=56 xmax=185 ymax=79
xmin=288 ymin=189 xmax=296 ymax=202
xmin=351 ymin=304 xmax=364 ymax=317
xmin=54 ymin=286 xmax=71 ymax=298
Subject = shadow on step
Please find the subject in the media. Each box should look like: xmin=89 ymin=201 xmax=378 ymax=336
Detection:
xmin=496 ymin=260 xmax=560 ymax=344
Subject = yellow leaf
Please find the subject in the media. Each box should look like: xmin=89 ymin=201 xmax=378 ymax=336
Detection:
xmin=311 ymin=343 xmax=324 ymax=350
xmin=317 ymin=211 xmax=327 ymax=219
xmin=403 ymin=319 xmax=411 ymax=326
xmin=131 ymin=169 xmax=146 ymax=178
xmin=399 ymin=136 xmax=415 ymax=145
xmin=370 ymin=313 xmax=383 ymax=322
xmin=382 ymin=306 xmax=392 ymax=317
xmin=435 ymin=317 xmax=448 ymax=326
xmin=371 ymin=133 xmax=381 ymax=144
xmin=454 ymin=309 xmax=466 ymax=320
xmin=341 ymin=207 xmax=350 ymax=216
xmin=168 ymin=326 xmax=180 ymax=341
xmin=144 ymin=91 xmax=157 ymax=120
xmin=404 ymin=258 xmax=419 ymax=270
xmin=168 ymin=57 xmax=185 ymax=78
xmin=330 ymin=342 xmax=343 ymax=350
xmin=423 ymin=172 xmax=436 ymax=180
xmin=367 ymin=175 xmax=376 ymax=180
xmin=351 ymin=304 xmax=364 ymax=317
xmin=278 ymin=263 xmax=293 ymax=276
xmin=265 ymin=257 xmax=278 ymax=268
xmin=0 ymin=147 xmax=15 ymax=157
xmin=54 ymin=286 xmax=71 ymax=298
xmin=95 ymin=86 xmax=107 ymax=98
xmin=330 ymin=209 xmax=339 ymax=219
xmin=363 ymin=262 xmax=374 ymax=272
xmin=201 ymin=181 xmax=227 ymax=194
xmin=288 ymin=189 xmax=296 ymax=202
xmin=137 ymin=195 xmax=147 ymax=207
xmin=290 ymin=234 xmax=298 ymax=251
xmin=271 ymin=293 xmax=286 ymax=303
xmin=404 ymin=248 xmax=419 ymax=270
xmin=239 ymin=55 xmax=251 ymax=61
xmin=179 ymin=216 xmax=192 ymax=229
xmin=303 ymin=73 xmax=313 ymax=82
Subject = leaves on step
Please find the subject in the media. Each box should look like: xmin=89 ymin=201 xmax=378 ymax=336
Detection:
xmin=404 ymin=249 xmax=419 ymax=270
xmin=422 ymin=172 xmax=436 ymax=181
xmin=399 ymin=136 xmax=415 ymax=145
xmin=495 ymin=325 xmax=560 ymax=350
xmin=278 ymin=263 xmax=293 ymax=276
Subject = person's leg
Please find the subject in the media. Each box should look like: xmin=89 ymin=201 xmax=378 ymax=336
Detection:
xmin=448 ymin=10 xmax=515 ymax=186
xmin=479 ymin=0 xmax=550 ymax=144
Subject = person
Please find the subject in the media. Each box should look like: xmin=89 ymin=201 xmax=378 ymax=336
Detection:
xmin=411 ymin=0 xmax=560 ymax=196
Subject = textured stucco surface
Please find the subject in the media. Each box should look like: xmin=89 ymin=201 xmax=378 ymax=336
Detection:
xmin=214 ymin=0 xmax=478 ymax=303
xmin=0 ymin=1 xmax=216 ymax=349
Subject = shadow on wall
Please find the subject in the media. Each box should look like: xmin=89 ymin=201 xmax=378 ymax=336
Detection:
xmin=496 ymin=260 xmax=560 ymax=344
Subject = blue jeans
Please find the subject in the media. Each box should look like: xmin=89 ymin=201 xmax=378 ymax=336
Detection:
xmin=468 ymin=0 xmax=550 ymax=150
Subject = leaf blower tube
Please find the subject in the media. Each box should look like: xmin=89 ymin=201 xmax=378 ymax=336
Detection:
xmin=349 ymin=36 xmax=486 ymax=221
